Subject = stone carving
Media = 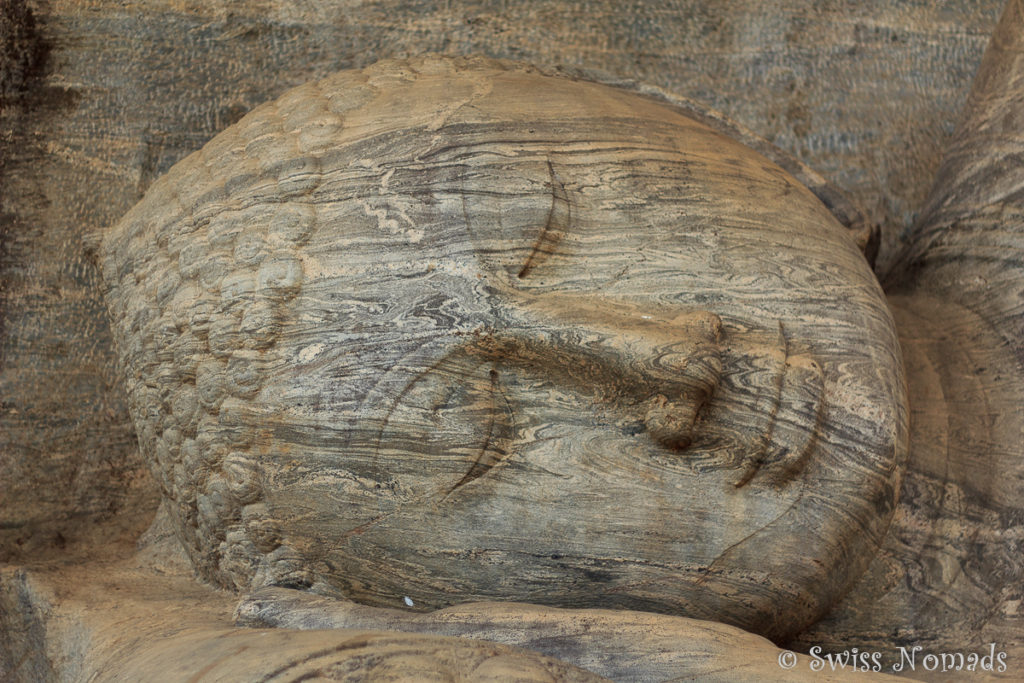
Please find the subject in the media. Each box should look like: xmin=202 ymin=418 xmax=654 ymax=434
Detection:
xmin=3 ymin=1 xmax=1023 ymax=679
xmin=99 ymin=56 xmax=906 ymax=642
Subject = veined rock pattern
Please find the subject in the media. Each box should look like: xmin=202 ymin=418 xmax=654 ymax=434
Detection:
xmin=100 ymin=55 xmax=907 ymax=640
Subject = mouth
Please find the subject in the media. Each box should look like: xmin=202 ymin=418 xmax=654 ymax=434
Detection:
xmin=728 ymin=322 xmax=826 ymax=488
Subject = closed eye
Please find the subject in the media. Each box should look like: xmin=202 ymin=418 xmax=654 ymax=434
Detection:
xmin=444 ymin=367 xmax=516 ymax=497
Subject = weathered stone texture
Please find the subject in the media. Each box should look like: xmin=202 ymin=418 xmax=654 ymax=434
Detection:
xmin=0 ymin=0 xmax=999 ymax=565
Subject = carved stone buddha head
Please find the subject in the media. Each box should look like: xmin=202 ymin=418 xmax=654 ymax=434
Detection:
xmin=101 ymin=55 xmax=907 ymax=639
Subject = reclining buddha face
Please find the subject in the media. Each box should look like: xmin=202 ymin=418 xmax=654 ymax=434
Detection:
xmin=101 ymin=56 xmax=907 ymax=640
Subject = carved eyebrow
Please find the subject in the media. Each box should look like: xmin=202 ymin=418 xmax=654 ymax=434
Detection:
xmin=517 ymin=160 xmax=570 ymax=279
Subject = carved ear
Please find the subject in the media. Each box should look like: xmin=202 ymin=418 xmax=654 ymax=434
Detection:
xmin=547 ymin=66 xmax=879 ymax=267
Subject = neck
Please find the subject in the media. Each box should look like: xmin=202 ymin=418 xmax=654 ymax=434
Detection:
xmin=797 ymin=4 xmax=1024 ymax=651
xmin=792 ymin=284 xmax=1024 ymax=656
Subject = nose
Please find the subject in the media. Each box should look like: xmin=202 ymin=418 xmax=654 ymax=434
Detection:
xmin=643 ymin=395 xmax=702 ymax=450
xmin=634 ymin=310 xmax=723 ymax=450
xmin=478 ymin=294 xmax=723 ymax=451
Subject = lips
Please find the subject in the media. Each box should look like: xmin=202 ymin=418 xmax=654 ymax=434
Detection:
xmin=713 ymin=322 xmax=826 ymax=488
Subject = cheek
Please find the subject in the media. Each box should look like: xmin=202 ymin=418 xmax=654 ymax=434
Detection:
xmin=406 ymin=382 xmax=810 ymax=567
